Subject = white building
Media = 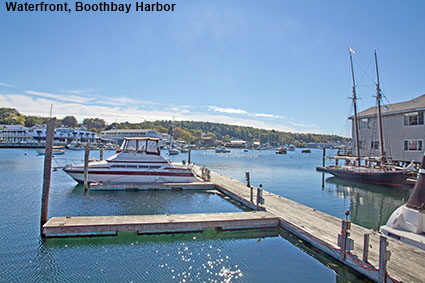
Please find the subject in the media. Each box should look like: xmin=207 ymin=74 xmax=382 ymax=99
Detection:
xmin=0 ymin=125 xmax=98 ymax=146
xmin=351 ymin=94 xmax=425 ymax=163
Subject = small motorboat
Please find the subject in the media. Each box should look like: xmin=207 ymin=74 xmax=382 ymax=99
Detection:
xmin=275 ymin=147 xmax=287 ymax=154
xmin=63 ymin=137 xmax=202 ymax=184
xmin=36 ymin=146 xmax=66 ymax=155
xmin=215 ymin=147 xmax=230 ymax=153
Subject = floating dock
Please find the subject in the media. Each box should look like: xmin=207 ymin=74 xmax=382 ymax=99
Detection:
xmin=42 ymin=165 xmax=425 ymax=283
xmin=43 ymin=211 xmax=278 ymax=237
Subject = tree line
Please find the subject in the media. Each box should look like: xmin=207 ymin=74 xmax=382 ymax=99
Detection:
xmin=0 ymin=107 xmax=349 ymax=146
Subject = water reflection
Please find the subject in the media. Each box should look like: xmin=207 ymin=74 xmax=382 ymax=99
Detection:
xmin=40 ymin=228 xmax=371 ymax=283
xmin=324 ymin=176 xmax=411 ymax=230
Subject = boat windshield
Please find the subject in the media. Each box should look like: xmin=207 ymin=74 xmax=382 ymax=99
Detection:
xmin=121 ymin=139 xmax=160 ymax=155
xmin=146 ymin=139 xmax=159 ymax=154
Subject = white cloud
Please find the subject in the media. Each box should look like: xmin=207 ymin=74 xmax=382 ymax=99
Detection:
xmin=26 ymin=90 xmax=91 ymax=104
xmin=208 ymin=106 xmax=247 ymax=114
xmin=0 ymin=90 xmax=327 ymax=134
xmin=0 ymin=82 xmax=18 ymax=88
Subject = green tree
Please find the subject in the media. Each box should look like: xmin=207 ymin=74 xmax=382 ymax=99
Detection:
xmin=62 ymin=116 xmax=78 ymax=128
xmin=24 ymin=116 xmax=45 ymax=127
xmin=0 ymin=108 xmax=21 ymax=124
xmin=83 ymin=118 xmax=106 ymax=130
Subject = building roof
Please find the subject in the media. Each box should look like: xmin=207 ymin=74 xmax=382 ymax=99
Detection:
xmin=351 ymin=94 xmax=425 ymax=119
xmin=102 ymin=129 xmax=156 ymax=134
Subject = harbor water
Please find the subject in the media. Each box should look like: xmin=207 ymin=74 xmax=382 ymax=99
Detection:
xmin=0 ymin=148 xmax=411 ymax=282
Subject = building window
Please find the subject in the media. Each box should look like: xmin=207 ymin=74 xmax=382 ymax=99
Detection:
xmin=404 ymin=111 xmax=424 ymax=126
xmin=404 ymin=140 xmax=423 ymax=151
xmin=371 ymin=140 xmax=380 ymax=150
xmin=359 ymin=118 xmax=371 ymax=129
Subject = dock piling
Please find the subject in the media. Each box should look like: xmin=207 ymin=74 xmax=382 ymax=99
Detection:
xmin=99 ymin=145 xmax=104 ymax=161
xmin=363 ymin=232 xmax=371 ymax=263
xmin=84 ymin=144 xmax=90 ymax=191
xmin=188 ymin=149 xmax=191 ymax=164
xmin=338 ymin=219 xmax=353 ymax=260
xmin=40 ymin=118 xmax=56 ymax=236
xmin=379 ymin=235 xmax=390 ymax=283
xmin=257 ymin=184 xmax=264 ymax=207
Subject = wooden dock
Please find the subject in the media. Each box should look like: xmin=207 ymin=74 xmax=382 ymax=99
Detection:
xmin=42 ymin=211 xmax=279 ymax=237
xmin=202 ymin=167 xmax=425 ymax=283
xmin=42 ymin=165 xmax=425 ymax=282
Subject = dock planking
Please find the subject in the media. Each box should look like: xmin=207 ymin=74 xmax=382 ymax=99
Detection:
xmin=42 ymin=211 xmax=279 ymax=237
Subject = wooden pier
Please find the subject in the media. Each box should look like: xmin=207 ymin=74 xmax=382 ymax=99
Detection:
xmin=43 ymin=211 xmax=278 ymax=237
xmin=42 ymin=165 xmax=425 ymax=282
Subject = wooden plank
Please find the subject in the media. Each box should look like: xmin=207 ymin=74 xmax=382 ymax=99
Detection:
xmin=43 ymin=211 xmax=279 ymax=236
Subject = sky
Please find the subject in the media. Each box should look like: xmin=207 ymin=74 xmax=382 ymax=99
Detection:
xmin=1 ymin=0 xmax=424 ymax=137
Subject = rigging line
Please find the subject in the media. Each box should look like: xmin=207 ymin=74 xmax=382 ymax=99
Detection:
xmin=353 ymin=56 xmax=375 ymax=86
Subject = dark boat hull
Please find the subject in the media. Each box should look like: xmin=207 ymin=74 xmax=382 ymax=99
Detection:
xmin=325 ymin=166 xmax=412 ymax=187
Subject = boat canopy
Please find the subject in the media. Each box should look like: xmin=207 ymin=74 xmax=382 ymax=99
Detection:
xmin=120 ymin=137 xmax=160 ymax=155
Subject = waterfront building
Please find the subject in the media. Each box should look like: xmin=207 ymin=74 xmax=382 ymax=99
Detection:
xmin=351 ymin=94 xmax=425 ymax=163
xmin=0 ymin=124 xmax=98 ymax=146
xmin=0 ymin=124 xmax=34 ymax=143
xmin=225 ymin=139 xmax=247 ymax=148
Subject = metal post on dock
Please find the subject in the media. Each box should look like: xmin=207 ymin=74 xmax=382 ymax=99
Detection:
xmin=40 ymin=118 xmax=56 ymax=236
xmin=379 ymin=235 xmax=390 ymax=283
xmin=188 ymin=149 xmax=191 ymax=164
xmin=322 ymin=147 xmax=326 ymax=167
xmin=84 ymin=144 xmax=90 ymax=191
xmin=245 ymin=172 xmax=250 ymax=187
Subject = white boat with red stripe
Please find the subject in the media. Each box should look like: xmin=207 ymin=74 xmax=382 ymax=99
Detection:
xmin=63 ymin=137 xmax=202 ymax=184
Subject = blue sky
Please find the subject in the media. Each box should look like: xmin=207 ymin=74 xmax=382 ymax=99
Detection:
xmin=1 ymin=0 xmax=424 ymax=136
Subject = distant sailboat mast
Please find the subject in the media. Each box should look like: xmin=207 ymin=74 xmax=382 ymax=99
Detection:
xmin=374 ymin=51 xmax=386 ymax=162
xmin=349 ymin=47 xmax=361 ymax=166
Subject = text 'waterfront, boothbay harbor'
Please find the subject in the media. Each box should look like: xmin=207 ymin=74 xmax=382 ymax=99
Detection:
xmin=4 ymin=1 xmax=177 ymax=13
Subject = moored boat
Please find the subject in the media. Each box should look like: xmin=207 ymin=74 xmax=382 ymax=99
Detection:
xmin=380 ymin=152 xmax=425 ymax=249
xmin=36 ymin=146 xmax=66 ymax=155
xmin=323 ymin=49 xmax=416 ymax=187
xmin=215 ymin=147 xmax=230 ymax=153
xmin=63 ymin=137 xmax=202 ymax=184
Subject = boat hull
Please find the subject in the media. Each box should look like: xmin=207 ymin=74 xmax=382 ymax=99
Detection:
xmin=325 ymin=166 xmax=412 ymax=187
xmin=64 ymin=167 xmax=201 ymax=184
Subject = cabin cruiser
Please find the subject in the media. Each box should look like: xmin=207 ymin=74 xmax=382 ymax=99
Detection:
xmin=63 ymin=137 xmax=202 ymax=184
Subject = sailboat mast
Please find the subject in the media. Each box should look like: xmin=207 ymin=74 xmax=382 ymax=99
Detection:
xmin=349 ymin=48 xmax=361 ymax=165
xmin=374 ymin=51 xmax=385 ymax=160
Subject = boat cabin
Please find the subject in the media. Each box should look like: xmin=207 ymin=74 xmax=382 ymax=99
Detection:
xmin=119 ymin=137 xmax=160 ymax=155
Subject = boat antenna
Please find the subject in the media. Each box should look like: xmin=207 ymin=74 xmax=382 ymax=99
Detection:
xmin=348 ymin=47 xmax=361 ymax=166
xmin=374 ymin=50 xmax=385 ymax=162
